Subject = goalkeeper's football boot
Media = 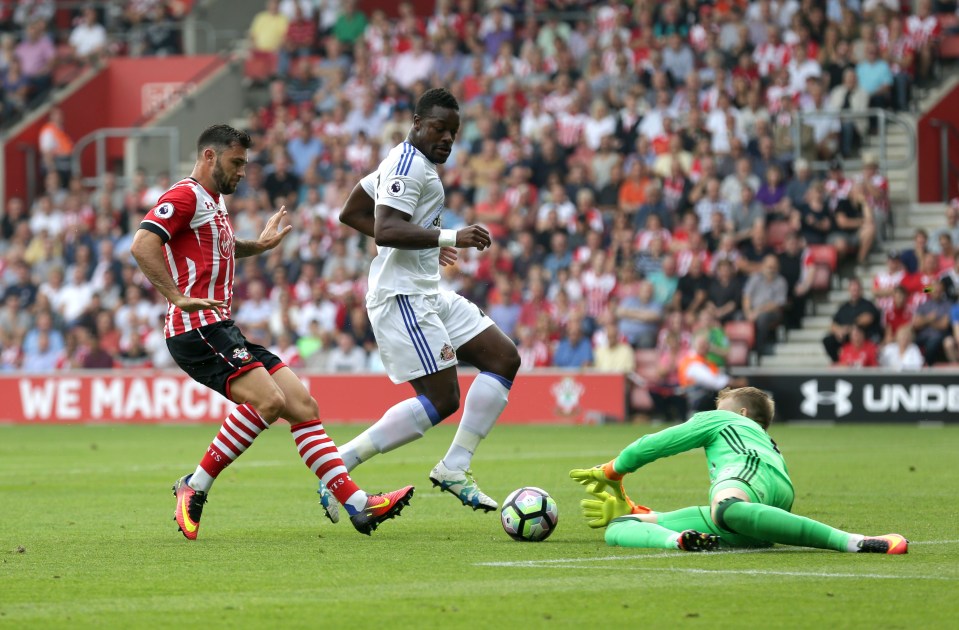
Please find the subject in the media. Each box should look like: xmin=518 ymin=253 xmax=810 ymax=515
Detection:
xmin=317 ymin=483 xmax=340 ymax=524
xmin=349 ymin=485 xmax=415 ymax=536
xmin=677 ymin=529 xmax=721 ymax=552
xmin=429 ymin=460 xmax=498 ymax=512
xmin=858 ymin=534 xmax=908 ymax=554
xmin=172 ymin=474 xmax=207 ymax=541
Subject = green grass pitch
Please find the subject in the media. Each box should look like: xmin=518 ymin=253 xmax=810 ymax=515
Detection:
xmin=1 ymin=422 xmax=957 ymax=629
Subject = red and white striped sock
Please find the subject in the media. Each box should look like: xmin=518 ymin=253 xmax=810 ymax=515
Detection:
xmin=189 ymin=403 xmax=270 ymax=492
xmin=291 ymin=419 xmax=368 ymax=515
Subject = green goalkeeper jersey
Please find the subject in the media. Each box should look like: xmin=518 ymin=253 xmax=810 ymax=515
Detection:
xmin=614 ymin=410 xmax=792 ymax=489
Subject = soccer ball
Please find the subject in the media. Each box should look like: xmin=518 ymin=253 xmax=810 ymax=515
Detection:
xmin=500 ymin=487 xmax=558 ymax=542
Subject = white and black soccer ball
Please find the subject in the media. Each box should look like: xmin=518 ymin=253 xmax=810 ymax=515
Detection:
xmin=500 ymin=486 xmax=558 ymax=542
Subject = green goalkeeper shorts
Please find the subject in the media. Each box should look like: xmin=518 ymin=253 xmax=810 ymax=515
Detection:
xmin=709 ymin=463 xmax=796 ymax=513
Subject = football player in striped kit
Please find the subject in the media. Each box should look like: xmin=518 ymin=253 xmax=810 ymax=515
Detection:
xmin=132 ymin=124 xmax=413 ymax=539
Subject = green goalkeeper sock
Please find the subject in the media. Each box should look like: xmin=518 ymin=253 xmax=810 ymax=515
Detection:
xmin=605 ymin=506 xmax=711 ymax=549
xmin=718 ymin=500 xmax=855 ymax=552
xmin=605 ymin=519 xmax=681 ymax=549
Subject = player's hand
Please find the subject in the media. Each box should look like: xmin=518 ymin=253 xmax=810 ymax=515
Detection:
xmin=256 ymin=206 xmax=293 ymax=252
xmin=456 ymin=225 xmax=491 ymax=251
xmin=174 ymin=295 xmax=225 ymax=315
xmin=439 ymin=246 xmax=458 ymax=266
xmin=580 ymin=485 xmax=638 ymax=529
xmin=569 ymin=461 xmax=627 ymax=501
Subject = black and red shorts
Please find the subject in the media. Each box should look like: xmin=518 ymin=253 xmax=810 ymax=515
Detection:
xmin=166 ymin=320 xmax=285 ymax=401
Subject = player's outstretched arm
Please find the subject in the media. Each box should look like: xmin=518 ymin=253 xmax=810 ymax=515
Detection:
xmin=130 ymin=229 xmax=225 ymax=314
xmin=235 ymin=207 xmax=292 ymax=258
xmin=374 ymin=204 xmax=490 ymax=251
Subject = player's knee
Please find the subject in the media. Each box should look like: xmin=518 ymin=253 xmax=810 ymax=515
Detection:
xmin=254 ymin=389 xmax=287 ymax=422
xmin=712 ymin=496 xmax=745 ymax=532
xmin=432 ymin=392 xmax=460 ymax=420
xmin=501 ymin=346 xmax=522 ymax=379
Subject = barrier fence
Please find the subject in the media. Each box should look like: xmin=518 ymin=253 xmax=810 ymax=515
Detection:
xmin=2 ymin=369 xmax=957 ymax=424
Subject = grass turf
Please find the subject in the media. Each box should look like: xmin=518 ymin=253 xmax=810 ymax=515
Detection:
xmin=0 ymin=423 xmax=956 ymax=629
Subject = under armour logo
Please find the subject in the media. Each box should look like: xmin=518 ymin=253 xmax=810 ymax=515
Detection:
xmin=800 ymin=379 xmax=853 ymax=418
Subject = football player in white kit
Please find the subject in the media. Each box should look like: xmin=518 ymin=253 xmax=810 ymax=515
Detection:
xmin=317 ymin=88 xmax=521 ymax=521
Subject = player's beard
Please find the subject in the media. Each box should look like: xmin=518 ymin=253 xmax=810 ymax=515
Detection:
xmin=212 ymin=157 xmax=237 ymax=195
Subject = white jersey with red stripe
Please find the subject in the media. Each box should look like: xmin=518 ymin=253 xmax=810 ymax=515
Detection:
xmin=139 ymin=177 xmax=235 ymax=338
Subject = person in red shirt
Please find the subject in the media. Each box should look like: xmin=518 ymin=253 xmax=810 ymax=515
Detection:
xmin=837 ymin=325 xmax=879 ymax=367
xmin=883 ymin=285 xmax=914 ymax=344
xmin=131 ymin=124 xmax=412 ymax=540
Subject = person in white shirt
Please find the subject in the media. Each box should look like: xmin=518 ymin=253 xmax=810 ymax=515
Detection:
xmin=68 ymin=7 xmax=107 ymax=62
xmin=315 ymin=89 xmax=521 ymax=519
xmin=879 ymin=326 xmax=925 ymax=371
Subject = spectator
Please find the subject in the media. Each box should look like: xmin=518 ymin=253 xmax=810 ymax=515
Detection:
xmin=873 ymin=251 xmax=907 ymax=313
xmin=941 ymin=252 xmax=959 ymax=301
xmin=249 ymin=0 xmax=289 ymax=55
xmin=837 ymin=325 xmax=879 ymax=367
xmin=830 ymin=184 xmax=876 ymax=265
xmin=647 ymin=329 xmax=687 ymax=423
xmin=742 ymin=254 xmax=788 ymax=356
xmin=647 ymin=253 xmax=679 ymax=307
xmin=883 ymin=285 xmax=915 ymax=344
xmin=616 ymin=279 xmax=663 ymax=349
xmin=21 ymin=329 xmax=59 ymax=372
xmin=325 ymin=331 xmax=367 ymax=373
xmin=80 ymin=331 xmax=116 ymax=369
xmin=823 ymin=278 xmax=882 ymax=362
xmin=777 ymin=231 xmax=813 ymax=329
xmin=332 ymin=0 xmax=367 ymax=48
xmin=705 ymin=258 xmax=743 ymax=324
xmin=593 ymin=321 xmax=635 ymax=373
xmin=553 ymin=317 xmax=593 ymax=369
xmin=737 ymin=222 xmax=775 ymax=275
xmin=827 ymin=68 xmax=869 ymax=157
xmin=900 ymin=228 xmax=929 ymax=274
xmin=934 ymin=203 xmax=959 ymax=252
xmin=914 ymin=279 xmax=954 ymax=365
xmin=38 ymin=108 xmax=73 ymax=187
xmin=68 ymin=6 xmax=108 ymax=63
xmin=677 ymin=332 xmax=746 ymax=412
xmin=880 ymin=326 xmax=925 ymax=371
xmin=14 ymin=19 xmax=54 ymax=97
xmin=672 ymin=256 xmax=709 ymax=326
xmin=786 ymin=158 xmax=814 ymax=208
xmin=856 ymin=42 xmax=894 ymax=112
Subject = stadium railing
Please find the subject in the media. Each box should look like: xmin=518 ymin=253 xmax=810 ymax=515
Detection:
xmin=791 ymin=108 xmax=916 ymax=172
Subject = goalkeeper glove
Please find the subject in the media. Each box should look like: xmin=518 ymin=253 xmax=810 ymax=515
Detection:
xmin=580 ymin=483 xmax=651 ymax=529
xmin=569 ymin=461 xmax=627 ymax=500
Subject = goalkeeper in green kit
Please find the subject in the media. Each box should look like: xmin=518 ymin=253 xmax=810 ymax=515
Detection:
xmin=570 ymin=387 xmax=908 ymax=554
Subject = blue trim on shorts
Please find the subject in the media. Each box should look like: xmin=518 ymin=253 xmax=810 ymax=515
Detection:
xmin=481 ymin=371 xmax=513 ymax=390
xmin=416 ymin=395 xmax=442 ymax=425
xmin=397 ymin=295 xmax=438 ymax=373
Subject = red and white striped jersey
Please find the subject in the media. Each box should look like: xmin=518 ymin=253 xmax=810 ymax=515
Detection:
xmin=139 ymin=177 xmax=236 ymax=338
xmin=753 ymin=42 xmax=790 ymax=77
xmin=905 ymin=14 xmax=941 ymax=48
xmin=554 ymin=111 xmax=587 ymax=147
xmin=580 ymin=270 xmax=617 ymax=318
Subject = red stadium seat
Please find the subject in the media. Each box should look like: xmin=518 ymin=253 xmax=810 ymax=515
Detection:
xmin=724 ymin=320 xmax=756 ymax=349
xmin=939 ymin=35 xmax=959 ymax=61
xmin=726 ymin=340 xmax=751 ymax=367
xmin=940 ymin=13 xmax=959 ymax=32
xmin=811 ymin=264 xmax=832 ymax=292
xmin=807 ymin=244 xmax=838 ymax=272
xmin=244 ymin=50 xmax=278 ymax=82
xmin=630 ymin=385 xmax=654 ymax=413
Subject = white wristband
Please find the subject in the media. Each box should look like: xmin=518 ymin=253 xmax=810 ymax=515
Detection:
xmin=438 ymin=229 xmax=457 ymax=248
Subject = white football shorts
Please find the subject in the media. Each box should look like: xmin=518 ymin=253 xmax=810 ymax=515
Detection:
xmin=368 ymin=290 xmax=495 ymax=384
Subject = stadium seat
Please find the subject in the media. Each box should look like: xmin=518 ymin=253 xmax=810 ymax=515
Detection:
xmin=939 ymin=35 xmax=959 ymax=61
xmin=244 ymin=50 xmax=278 ymax=83
xmin=767 ymin=221 xmax=792 ymax=251
xmin=811 ymin=263 xmax=832 ymax=292
xmin=807 ymin=244 xmax=838 ymax=272
xmin=726 ymin=340 xmax=751 ymax=367
xmin=724 ymin=320 xmax=756 ymax=349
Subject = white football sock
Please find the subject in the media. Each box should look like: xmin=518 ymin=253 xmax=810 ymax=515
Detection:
xmin=339 ymin=395 xmax=438 ymax=471
xmin=443 ymin=372 xmax=511 ymax=471
xmin=189 ymin=467 xmax=214 ymax=492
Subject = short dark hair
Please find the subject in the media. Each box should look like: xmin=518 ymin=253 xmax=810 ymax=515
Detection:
xmin=197 ymin=124 xmax=252 ymax=155
xmin=414 ymin=88 xmax=459 ymax=118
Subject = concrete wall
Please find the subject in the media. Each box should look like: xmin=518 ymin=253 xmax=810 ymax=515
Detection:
xmin=132 ymin=58 xmax=246 ymax=177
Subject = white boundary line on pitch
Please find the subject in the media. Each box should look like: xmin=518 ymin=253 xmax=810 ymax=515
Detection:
xmin=506 ymin=566 xmax=956 ymax=580
xmin=475 ymin=539 xmax=959 ymax=572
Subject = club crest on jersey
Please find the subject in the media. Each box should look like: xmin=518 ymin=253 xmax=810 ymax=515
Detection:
xmin=439 ymin=343 xmax=455 ymax=362
xmin=386 ymin=178 xmax=406 ymax=197
xmin=232 ymin=347 xmax=252 ymax=364
xmin=218 ymin=228 xmax=235 ymax=258
xmin=153 ymin=202 xmax=174 ymax=218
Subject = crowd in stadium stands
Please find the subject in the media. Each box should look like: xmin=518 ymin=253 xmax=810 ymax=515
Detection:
xmin=0 ymin=0 xmax=193 ymax=127
xmin=4 ymin=0 xmax=959 ymax=418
